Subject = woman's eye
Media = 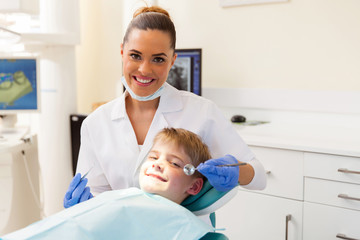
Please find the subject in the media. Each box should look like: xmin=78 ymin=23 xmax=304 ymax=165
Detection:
xmin=153 ymin=57 xmax=165 ymax=63
xmin=130 ymin=54 xmax=141 ymax=60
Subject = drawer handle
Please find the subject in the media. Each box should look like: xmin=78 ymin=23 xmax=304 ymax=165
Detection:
xmin=266 ymin=170 xmax=271 ymax=174
xmin=285 ymin=214 xmax=291 ymax=240
xmin=338 ymin=194 xmax=360 ymax=202
xmin=336 ymin=233 xmax=360 ymax=240
xmin=338 ymin=168 xmax=360 ymax=175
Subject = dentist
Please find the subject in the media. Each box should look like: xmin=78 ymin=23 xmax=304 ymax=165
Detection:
xmin=64 ymin=6 xmax=266 ymax=208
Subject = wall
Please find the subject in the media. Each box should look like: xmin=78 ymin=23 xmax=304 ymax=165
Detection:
xmin=160 ymin=0 xmax=360 ymax=91
xmin=76 ymin=0 xmax=123 ymax=114
xmin=76 ymin=0 xmax=360 ymax=113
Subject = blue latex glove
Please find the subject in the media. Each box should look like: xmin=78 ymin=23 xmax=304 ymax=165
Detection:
xmin=63 ymin=173 xmax=93 ymax=208
xmin=197 ymin=155 xmax=240 ymax=192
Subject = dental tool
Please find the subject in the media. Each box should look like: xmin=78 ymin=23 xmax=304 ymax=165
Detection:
xmin=80 ymin=166 xmax=94 ymax=181
xmin=183 ymin=162 xmax=247 ymax=176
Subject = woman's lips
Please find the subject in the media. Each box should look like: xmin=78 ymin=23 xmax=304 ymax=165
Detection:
xmin=133 ymin=76 xmax=154 ymax=86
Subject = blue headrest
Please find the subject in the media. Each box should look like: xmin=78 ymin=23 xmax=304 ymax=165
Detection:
xmin=181 ymin=180 xmax=238 ymax=216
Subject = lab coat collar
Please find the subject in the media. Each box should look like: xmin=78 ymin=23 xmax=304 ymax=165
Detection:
xmin=110 ymin=91 xmax=128 ymax=121
xmin=157 ymin=83 xmax=183 ymax=113
xmin=110 ymin=83 xmax=183 ymax=121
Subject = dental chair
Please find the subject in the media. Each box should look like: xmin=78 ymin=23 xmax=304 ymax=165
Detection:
xmin=181 ymin=180 xmax=238 ymax=240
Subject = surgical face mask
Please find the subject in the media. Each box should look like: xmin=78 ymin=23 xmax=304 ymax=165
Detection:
xmin=121 ymin=76 xmax=164 ymax=101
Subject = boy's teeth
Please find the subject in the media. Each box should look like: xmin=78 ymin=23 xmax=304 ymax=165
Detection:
xmin=136 ymin=78 xmax=152 ymax=83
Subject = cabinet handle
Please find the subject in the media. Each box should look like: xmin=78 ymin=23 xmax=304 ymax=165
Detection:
xmin=285 ymin=214 xmax=291 ymax=240
xmin=338 ymin=168 xmax=360 ymax=175
xmin=336 ymin=233 xmax=360 ymax=240
xmin=338 ymin=194 xmax=360 ymax=202
xmin=266 ymin=170 xmax=271 ymax=174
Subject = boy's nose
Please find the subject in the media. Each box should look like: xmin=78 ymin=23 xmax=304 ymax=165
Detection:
xmin=152 ymin=161 xmax=164 ymax=172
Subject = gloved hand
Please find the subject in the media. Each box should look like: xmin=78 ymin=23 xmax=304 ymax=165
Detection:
xmin=197 ymin=154 xmax=240 ymax=192
xmin=63 ymin=173 xmax=93 ymax=208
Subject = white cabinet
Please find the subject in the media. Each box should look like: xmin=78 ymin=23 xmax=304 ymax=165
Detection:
xmin=303 ymin=153 xmax=360 ymax=239
xmin=246 ymin=146 xmax=304 ymax=200
xmin=216 ymin=124 xmax=360 ymax=240
xmin=303 ymin=202 xmax=360 ymax=240
xmin=0 ymin=135 xmax=41 ymax=235
xmin=216 ymin=146 xmax=304 ymax=240
xmin=216 ymin=190 xmax=303 ymax=240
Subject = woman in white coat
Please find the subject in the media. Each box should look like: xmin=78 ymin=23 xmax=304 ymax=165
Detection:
xmin=64 ymin=6 xmax=266 ymax=207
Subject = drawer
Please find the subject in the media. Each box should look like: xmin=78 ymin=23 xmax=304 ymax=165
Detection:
xmin=303 ymin=202 xmax=360 ymax=240
xmin=305 ymin=177 xmax=360 ymax=211
xmin=304 ymin=152 xmax=360 ymax=184
xmin=249 ymin=146 xmax=303 ymax=200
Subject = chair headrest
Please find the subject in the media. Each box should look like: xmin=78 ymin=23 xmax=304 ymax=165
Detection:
xmin=181 ymin=180 xmax=238 ymax=216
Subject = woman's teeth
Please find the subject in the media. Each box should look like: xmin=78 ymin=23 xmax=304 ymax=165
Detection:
xmin=136 ymin=77 xmax=152 ymax=84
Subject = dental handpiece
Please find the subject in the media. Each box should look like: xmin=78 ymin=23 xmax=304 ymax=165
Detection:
xmin=183 ymin=162 xmax=247 ymax=176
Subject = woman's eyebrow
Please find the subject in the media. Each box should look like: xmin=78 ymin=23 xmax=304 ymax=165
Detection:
xmin=153 ymin=53 xmax=168 ymax=58
xmin=129 ymin=49 xmax=168 ymax=58
xmin=129 ymin=49 xmax=142 ymax=54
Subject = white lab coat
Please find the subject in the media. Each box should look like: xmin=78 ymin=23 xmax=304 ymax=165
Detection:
xmin=77 ymin=83 xmax=266 ymax=195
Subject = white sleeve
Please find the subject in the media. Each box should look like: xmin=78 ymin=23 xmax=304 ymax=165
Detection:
xmin=241 ymin=157 xmax=267 ymax=190
xmin=77 ymin=119 xmax=112 ymax=196
xmin=203 ymin=102 xmax=267 ymax=190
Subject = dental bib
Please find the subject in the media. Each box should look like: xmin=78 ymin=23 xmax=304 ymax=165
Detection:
xmin=121 ymin=76 xmax=164 ymax=101
xmin=1 ymin=188 xmax=213 ymax=240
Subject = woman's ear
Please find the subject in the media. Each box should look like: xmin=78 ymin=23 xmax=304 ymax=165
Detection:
xmin=170 ymin=53 xmax=177 ymax=68
xmin=187 ymin=178 xmax=203 ymax=195
xmin=120 ymin=43 xmax=124 ymax=56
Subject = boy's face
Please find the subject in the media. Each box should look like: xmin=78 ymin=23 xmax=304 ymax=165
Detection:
xmin=139 ymin=139 xmax=203 ymax=204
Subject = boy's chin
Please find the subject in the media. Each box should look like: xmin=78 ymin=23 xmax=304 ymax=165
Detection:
xmin=140 ymin=184 xmax=160 ymax=194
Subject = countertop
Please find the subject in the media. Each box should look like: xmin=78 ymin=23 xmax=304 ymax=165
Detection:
xmin=234 ymin=122 xmax=360 ymax=158
xmin=0 ymin=127 xmax=30 ymax=154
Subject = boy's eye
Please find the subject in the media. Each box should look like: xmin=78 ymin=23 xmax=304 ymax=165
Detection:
xmin=148 ymin=156 xmax=158 ymax=161
xmin=153 ymin=57 xmax=165 ymax=63
xmin=130 ymin=53 xmax=141 ymax=60
xmin=170 ymin=161 xmax=181 ymax=167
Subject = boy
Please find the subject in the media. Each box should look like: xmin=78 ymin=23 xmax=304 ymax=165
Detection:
xmin=1 ymin=128 xmax=216 ymax=240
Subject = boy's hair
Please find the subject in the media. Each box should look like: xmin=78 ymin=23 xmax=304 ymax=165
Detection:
xmin=153 ymin=128 xmax=211 ymax=178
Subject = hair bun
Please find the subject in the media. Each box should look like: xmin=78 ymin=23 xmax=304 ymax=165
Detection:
xmin=133 ymin=6 xmax=170 ymax=18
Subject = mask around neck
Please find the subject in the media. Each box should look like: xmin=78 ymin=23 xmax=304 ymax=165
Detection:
xmin=121 ymin=76 xmax=164 ymax=101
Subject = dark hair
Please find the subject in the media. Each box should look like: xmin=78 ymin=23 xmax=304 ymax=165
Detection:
xmin=123 ymin=6 xmax=176 ymax=50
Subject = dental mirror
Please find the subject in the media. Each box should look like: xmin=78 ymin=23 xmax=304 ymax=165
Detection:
xmin=183 ymin=162 xmax=248 ymax=176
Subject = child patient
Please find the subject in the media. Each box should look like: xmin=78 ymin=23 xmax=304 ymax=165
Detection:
xmin=1 ymin=128 xmax=216 ymax=240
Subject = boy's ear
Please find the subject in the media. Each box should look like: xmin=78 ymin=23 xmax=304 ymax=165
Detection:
xmin=187 ymin=178 xmax=203 ymax=195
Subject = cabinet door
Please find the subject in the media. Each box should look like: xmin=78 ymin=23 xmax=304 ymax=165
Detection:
xmin=249 ymin=146 xmax=304 ymax=200
xmin=0 ymin=153 xmax=13 ymax=234
xmin=216 ymin=190 xmax=303 ymax=240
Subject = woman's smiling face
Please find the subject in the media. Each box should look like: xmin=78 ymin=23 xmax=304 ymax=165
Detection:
xmin=139 ymin=139 xmax=202 ymax=204
xmin=121 ymin=29 xmax=176 ymax=98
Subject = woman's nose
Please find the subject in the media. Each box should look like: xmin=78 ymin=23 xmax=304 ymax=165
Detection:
xmin=138 ymin=61 xmax=152 ymax=75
